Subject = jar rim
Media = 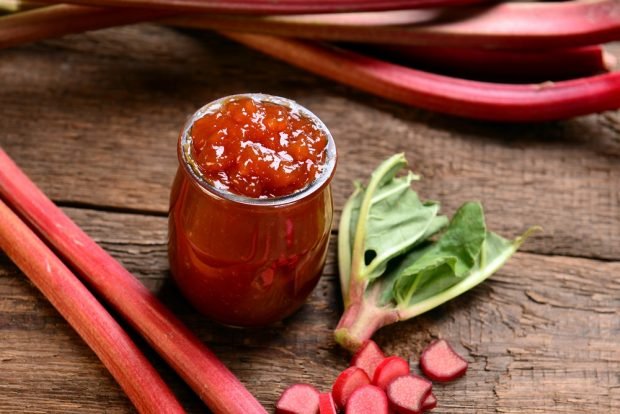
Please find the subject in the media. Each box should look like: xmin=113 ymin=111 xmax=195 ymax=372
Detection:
xmin=179 ymin=93 xmax=337 ymax=207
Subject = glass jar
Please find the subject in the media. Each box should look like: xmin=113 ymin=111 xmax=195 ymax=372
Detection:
xmin=168 ymin=94 xmax=337 ymax=327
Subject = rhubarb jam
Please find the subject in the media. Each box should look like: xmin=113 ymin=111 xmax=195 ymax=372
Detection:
xmin=168 ymin=94 xmax=336 ymax=327
xmin=190 ymin=96 xmax=328 ymax=198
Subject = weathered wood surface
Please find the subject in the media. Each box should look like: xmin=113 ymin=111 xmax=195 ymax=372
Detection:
xmin=1 ymin=24 xmax=619 ymax=413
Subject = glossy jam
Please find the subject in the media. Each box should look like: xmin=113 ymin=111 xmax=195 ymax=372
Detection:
xmin=190 ymin=97 xmax=328 ymax=198
xmin=168 ymin=94 xmax=336 ymax=327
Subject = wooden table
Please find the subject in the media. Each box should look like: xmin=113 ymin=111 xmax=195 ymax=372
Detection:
xmin=1 ymin=25 xmax=619 ymax=413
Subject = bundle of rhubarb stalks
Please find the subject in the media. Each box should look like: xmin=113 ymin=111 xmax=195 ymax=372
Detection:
xmin=2 ymin=0 xmax=620 ymax=121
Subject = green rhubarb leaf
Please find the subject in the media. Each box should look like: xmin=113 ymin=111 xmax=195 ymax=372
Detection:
xmin=364 ymin=173 xmax=447 ymax=280
xmin=393 ymin=202 xmax=486 ymax=305
xmin=335 ymin=153 xmax=539 ymax=352
xmin=345 ymin=154 xmax=447 ymax=283
xmin=396 ymin=226 xmax=540 ymax=319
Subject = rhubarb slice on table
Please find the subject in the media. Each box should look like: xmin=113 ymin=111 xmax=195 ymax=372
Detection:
xmin=420 ymin=339 xmax=468 ymax=382
xmin=387 ymin=375 xmax=433 ymax=414
xmin=345 ymin=385 xmax=389 ymax=414
xmin=332 ymin=366 xmax=372 ymax=409
xmin=319 ymin=392 xmax=338 ymax=414
xmin=350 ymin=340 xmax=386 ymax=379
xmin=373 ymin=356 xmax=411 ymax=390
xmin=276 ymin=383 xmax=320 ymax=414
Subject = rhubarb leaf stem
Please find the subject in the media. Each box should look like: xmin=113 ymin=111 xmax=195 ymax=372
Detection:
xmin=338 ymin=185 xmax=359 ymax=304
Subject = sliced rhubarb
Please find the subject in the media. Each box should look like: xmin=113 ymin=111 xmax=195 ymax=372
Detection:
xmin=226 ymin=33 xmax=620 ymax=122
xmin=170 ymin=0 xmax=620 ymax=49
xmin=345 ymin=385 xmax=389 ymax=414
xmin=0 ymin=200 xmax=184 ymax=414
xmin=276 ymin=384 xmax=320 ymax=414
xmin=332 ymin=366 xmax=372 ymax=409
xmin=420 ymin=339 xmax=468 ymax=382
xmin=0 ymin=150 xmax=267 ymax=414
xmin=318 ymin=393 xmax=338 ymax=414
xmin=372 ymin=356 xmax=410 ymax=390
xmin=423 ymin=393 xmax=437 ymax=411
xmin=350 ymin=339 xmax=385 ymax=379
xmin=387 ymin=375 xmax=432 ymax=414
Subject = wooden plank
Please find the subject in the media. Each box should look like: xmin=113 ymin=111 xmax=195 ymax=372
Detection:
xmin=1 ymin=26 xmax=620 ymax=260
xmin=1 ymin=207 xmax=618 ymax=413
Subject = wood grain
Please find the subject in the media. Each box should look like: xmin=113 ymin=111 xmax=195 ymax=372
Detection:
xmin=0 ymin=23 xmax=619 ymax=413
xmin=2 ymin=26 xmax=620 ymax=261
xmin=1 ymin=208 xmax=618 ymax=413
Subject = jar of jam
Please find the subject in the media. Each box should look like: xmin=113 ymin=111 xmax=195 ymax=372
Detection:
xmin=168 ymin=94 xmax=337 ymax=327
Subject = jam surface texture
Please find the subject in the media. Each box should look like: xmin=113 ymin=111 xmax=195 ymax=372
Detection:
xmin=190 ymin=96 xmax=328 ymax=198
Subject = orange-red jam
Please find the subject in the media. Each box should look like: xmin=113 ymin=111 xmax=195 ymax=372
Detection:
xmin=190 ymin=97 xmax=329 ymax=198
xmin=169 ymin=94 xmax=336 ymax=327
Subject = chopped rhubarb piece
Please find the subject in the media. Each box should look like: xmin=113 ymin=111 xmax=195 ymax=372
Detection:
xmin=373 ymin=356 xmax=410 ymax=390
xmin=387 ymin=375 xmax=432 ymax=414
xmin=318 ymin=392 xmax=337 ymax=414
xmin=276 ymin=383 xmax=320 ymax=414
xmin=332 ymin=366 xmax=371 ymax=409
xmin=423 ymin=393 xmax=437 ymax=411
xmin=345 ymin=385 xmax=389 ymax=414
xmin=350 ymin=340 xmax=386 ymax=379
xmin=420 ymin=339 xmax=468 ymax=382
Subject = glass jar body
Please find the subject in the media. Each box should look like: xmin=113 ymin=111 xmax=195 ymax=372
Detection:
xmin=168 ymin=167 xmax=333 ymax=327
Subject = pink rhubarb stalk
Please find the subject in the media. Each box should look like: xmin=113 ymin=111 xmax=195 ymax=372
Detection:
xmin=0 ymin=4 xmax=171 ymax=49
xmin=0 ymin=150 xmax=267 ymax=414
xmin=170 ymin=0 xmax=620 ymax=49
xmin=225 ymin=32 xmax=620 ymax=122
xmin=367 ymin=44 xmax=616 ymax=82
xmin=34 ymin=0 xmax=490 ymax=14
xmin=0 ymin=199 xmax=185 ymax=414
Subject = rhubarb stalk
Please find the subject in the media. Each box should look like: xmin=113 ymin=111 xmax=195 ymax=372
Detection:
xmin=225 ymin=32 xmax=620 ymax=122
xmin=0 ymin=199 xmax=185 ymax=414
xmin=170 ymin=0 xmax=620 ymax=49
xmin=362 ymin=44 xmax=616 ymax=82
xmin=34 ymin=0 xmax=490 ymax=14
xmin=0 ymin=4 xmax=171 ymax=49
xmin=0 ymin=149 xmax=267 ymax=414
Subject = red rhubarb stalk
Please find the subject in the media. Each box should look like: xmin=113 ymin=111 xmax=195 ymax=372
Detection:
xmin=169 ymin=0 xmax=620 ymax=49
xmin=225 ymin=32 xmax=620 ymax=121
xmin=0 ymin=199 xmax=185 ymax=414
xmin=0 ymin=150 xmax=267 ymax=414
xmin=33 ymin=0 xmax=490 ymax=14
xmin=0 ymin=4 xmax=171 ymax=49
xmin=364 ymin=44 xmax=616 ymax=82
